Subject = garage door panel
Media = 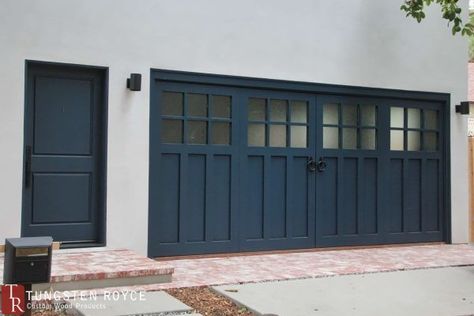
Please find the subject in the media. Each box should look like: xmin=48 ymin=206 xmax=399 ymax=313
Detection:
xmin=316 ymin=96 xmax=445 ymax=247
xmin=149 ymin=82 xmax=240 ymax=256
xmin=385 ymin=231 xmax=444 ymax=244
xmin=267 ymin=156 xmax=287 ymax=239
xmin=209 ymin=155 xmax=232 ymax=241
xmin=157 ymin=153 xmax=180 ymax=244
xmin=388 ymin=159 xmax=404 ymax=233
xmin=291 ymin=157 xmax=310 ymax=238
xmin=245 ymin=155 xmax=265 ymax=240
xmin=424 ymin=159 xmax=440 ymax=232
xmin=359 ymin=158 xmax=378 ymax=234
xmin=341 ymin=158 xmax=358 ymax=235
xmin=317 ymin=96 xmax=386 ymax=246
xmin=318 ymin=157 xmax=338 ymax=236
xmin=185 ymin=154 xmax=206 ymax=242
xmin=385 ymin=101 xmax=444 ymax=242
xmin=405 ymin=159 xmax=422 ymax=233
xmin=240 ymin=90 xmax=316 ymax=251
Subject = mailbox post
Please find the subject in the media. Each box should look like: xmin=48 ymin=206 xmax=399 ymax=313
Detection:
xmin=3 ymin=236 xmax=53 ymax=315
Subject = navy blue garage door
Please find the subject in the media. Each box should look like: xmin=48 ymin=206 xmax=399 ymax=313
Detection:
xmin=148 ymin=70 xmax=448 ymax=257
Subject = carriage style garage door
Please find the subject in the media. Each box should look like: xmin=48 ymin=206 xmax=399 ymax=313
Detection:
xmin=148 ymin=70 xmax=449 ymax=257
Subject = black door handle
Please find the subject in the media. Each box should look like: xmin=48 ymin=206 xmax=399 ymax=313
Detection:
xmin=316 ymin=157 xmax=327 ymax=172
xmin=307 ymin=157 xmax=317 ymax=172
xmin=24 ymin=145 xmax=32 ymax=188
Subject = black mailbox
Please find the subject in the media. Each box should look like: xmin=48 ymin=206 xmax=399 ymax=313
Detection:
xmin=3 ymin=237 xmax=53 ymax=284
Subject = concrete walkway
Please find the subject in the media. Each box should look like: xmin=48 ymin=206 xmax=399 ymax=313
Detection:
xmin=214 ymin=266 xmax=474 ymax=316
xmin=69 ymin=291 xmax=198 ymax=316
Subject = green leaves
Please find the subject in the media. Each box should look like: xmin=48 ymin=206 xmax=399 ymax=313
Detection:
xmin=401 ymin=0 xmax=473 ymax=36
xmin=468 ymin=13 xmax=474 ymax=60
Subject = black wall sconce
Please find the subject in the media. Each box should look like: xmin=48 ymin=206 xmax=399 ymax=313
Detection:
xmin=455 ymin=101 xmax=471 ymax=115
xmin=127 ymin=73 xmax=142 ymax=91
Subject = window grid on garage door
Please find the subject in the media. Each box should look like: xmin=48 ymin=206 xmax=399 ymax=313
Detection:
xmin=390 ymin=107 xmax=439 ymax=151
xmin=247 ymin=97 xmax=308 ymax=148
xmin=322 ymin=103 xmax=377 ymax=150
xmin=160 ymin=91 xmax=232 ymax=145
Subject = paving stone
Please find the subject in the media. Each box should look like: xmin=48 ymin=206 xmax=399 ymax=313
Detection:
xmin=150 ymin=244 xmax=474 ymax=290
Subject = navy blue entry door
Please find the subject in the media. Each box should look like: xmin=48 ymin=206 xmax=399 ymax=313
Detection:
xmin=22 ymin=63 xmax=107 ymax=246
xmin=149 ymin=71 xmax=447 ymax=257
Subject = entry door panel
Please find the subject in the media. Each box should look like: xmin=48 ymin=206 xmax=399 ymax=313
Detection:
xmin=22 ymin=63 xmax=106 ymax=244
xmin=240 ymin=89 xmax=316 ymax=251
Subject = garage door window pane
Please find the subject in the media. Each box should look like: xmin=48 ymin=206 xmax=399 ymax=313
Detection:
xmin=290 ymin=126 xmax=307 ymax=148
xmin=188 ymin=121 xmax=207 ymax=144
xmin=391 ymin=107 xmax=404 ymax=128
xmin=323 ymin=127 xmax=339 ymax=149
xmin=407 ymin=131 xmax=421 ymax=151
xmin=212 ymin=122 xmax=230 ymax=145
xmin=270 ymin=99 xmax=287 ymax=122
xmin=188 ymin=94 xmax=208 ymax=117
xmin=342 ymin=128 xmax=357 ymax=149
xmin=407 ymin=108 xmax=421 ymax=129
xmin=361 ymin=129 xmax=376 ymax=150
xmin=390 ymin=130 xmax=404 ymax=150
xmin=162 ymin=92 xmax=183 ymax=116
xmin=290 ymin=101 xmax=307 ymax=123
xmin=248 ymin=124 xmax=265 ymax=146
xmin=211 ymin=95 xmax=231 ymax=118
xmin=323 ymin=104 xmax=339 ymax=125
xmin=269 ymin=125 xmax=286 ymax=147
xmin=424 ymin=132 xmax=438 ymax=151
xmin=342 ymin=105 xmax=357 ymax=126
xmin=424 ymin=110 xmax=438 ymax=130
xmin=360 ymin=105 xmax=376 ymax=127
xmin=249 ymin=98 xmax=266 ymax=121
xmin=161 ymin=120 xmax=183 ymax=143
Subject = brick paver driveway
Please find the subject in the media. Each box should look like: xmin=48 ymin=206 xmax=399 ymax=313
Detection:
xmin=149 ymin=244 xmax=474 ymax=290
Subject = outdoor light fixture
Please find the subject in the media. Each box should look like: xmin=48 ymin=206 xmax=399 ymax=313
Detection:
xmin=455 ymin=101 xmax=472 ymax=115
xmin=127 ymin=73 xmax=142 ymax=91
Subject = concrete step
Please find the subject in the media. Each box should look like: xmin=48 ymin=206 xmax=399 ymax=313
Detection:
xmin=0 ymin=249 xmax=174 ymax=292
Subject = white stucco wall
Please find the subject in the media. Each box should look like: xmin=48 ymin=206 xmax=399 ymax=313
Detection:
xmin=0 ymin=0 xmax=469 ymax=255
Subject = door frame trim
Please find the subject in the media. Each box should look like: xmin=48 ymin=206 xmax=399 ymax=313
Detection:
xmin=150 ymin=68 xmax=452 ymax=249
xmin=21 ymin=60 xmax=109 ymax=248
